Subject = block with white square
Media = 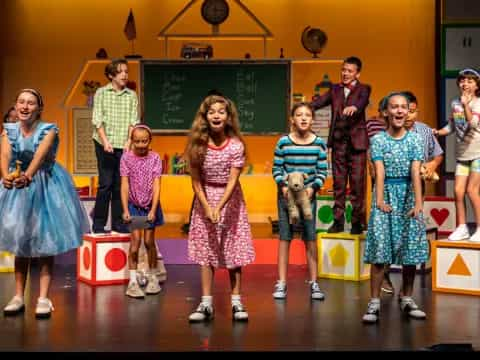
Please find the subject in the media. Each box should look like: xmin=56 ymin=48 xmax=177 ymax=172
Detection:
xmin=77 ymin=233 xmax=131 ymax=285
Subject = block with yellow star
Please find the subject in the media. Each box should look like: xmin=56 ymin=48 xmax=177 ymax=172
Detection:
xmin=317 ymin=233 xmax=369 ymax=281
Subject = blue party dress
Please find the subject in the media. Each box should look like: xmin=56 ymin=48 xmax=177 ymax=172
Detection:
xmin=0 ymin=122 xmax=89 ymax=257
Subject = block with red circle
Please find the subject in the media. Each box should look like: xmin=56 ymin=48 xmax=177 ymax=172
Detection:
xmin=77 ymin=233 xmax=131 ymax=285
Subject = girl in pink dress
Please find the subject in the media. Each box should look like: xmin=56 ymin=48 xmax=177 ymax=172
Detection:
xmin=185 ymin=95 xmax=255 ymax=322
xmin=120 ymin=124 xmax=164 ymax=299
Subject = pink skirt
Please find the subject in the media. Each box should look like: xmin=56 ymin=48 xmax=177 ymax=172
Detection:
xmin=188 ymin=184 xmax=255 ymax=268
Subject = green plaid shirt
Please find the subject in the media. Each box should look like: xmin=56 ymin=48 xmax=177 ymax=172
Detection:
xmin=92 ymin=83 xmax=139 ymax=149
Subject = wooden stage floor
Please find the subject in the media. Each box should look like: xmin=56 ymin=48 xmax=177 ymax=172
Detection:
xmin=0 ymin=263 xmax=479 ymax=351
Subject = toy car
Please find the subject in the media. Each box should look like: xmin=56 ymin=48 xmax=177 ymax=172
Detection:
xmin=181 ymin=43 xmax=213 ymax=59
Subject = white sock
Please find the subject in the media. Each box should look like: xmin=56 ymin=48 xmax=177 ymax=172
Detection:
xmin=231 ymin=294 xmax=242 ymax=307
xmin=370 ymin=297 xmax=380 ymax=306
xmin=129 ymin=270 xmax=137 ymax=284
xmin=201 ymin=295 xmax=213 ymax=307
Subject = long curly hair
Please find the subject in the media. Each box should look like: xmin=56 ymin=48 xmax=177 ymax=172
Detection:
xmin=184 ymin=95 xmax=246 ymax=170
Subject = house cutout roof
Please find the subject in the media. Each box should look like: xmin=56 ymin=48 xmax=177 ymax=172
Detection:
xmin=158 ymin=0 xmax=273 ymax=39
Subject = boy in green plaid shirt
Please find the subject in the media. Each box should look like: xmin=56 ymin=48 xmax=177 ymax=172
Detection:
xmin=92 ymin=59 xmax=139 ymax=233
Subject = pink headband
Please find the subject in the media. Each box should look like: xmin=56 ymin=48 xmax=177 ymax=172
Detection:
xmin=132 ymin=124 xmax=152 ymax=137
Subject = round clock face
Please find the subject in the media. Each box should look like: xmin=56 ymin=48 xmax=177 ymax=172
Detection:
xmin=201 ymin=0 xmax=230 ymax=25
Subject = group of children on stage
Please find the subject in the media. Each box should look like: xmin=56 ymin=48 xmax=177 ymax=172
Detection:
xmin=1 ymin=57 xmax=479 ymax=325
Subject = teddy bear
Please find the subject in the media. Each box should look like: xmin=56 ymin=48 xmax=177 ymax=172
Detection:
xmin=286 ymin=172 xmax=313 ymax=224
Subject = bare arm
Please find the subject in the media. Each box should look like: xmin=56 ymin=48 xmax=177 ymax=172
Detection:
xmin=409 ymin=160 xmax=423 ymax=217
xmin=215 ymin=167 xmax=242 ymax=212
xmin=1 ymin=134 xmax=12 ymax=187
xmin=374 ymin=160 xmax=391 ymax=213
xmin=96 ymin=126 xmax=113 ymax=153
xmin=148 ymin=177 xmax=161 ymax=222
xmin=121 ymin=176 xmax=130 ymax=221
xmin=124 ymin=125 xmax=133 ymax=151
xmin=190 ymin=166 xmax=214 ymax=222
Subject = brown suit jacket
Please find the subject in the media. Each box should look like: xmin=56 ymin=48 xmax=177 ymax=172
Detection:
xmin=311 ymin=82 xmax=371 ymax=151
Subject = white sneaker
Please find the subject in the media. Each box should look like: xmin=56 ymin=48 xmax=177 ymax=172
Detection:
xmin=362 ymin=299 xmax=380 ymax=323
xmin=448 ymin=224 xmax=470 ymax=241
xmin=310 ymin=281 xmax=325 ymax=300
xmin=3 ymin=296 xmax=25 ymax=316
xmin=400 ymin=297 xmax=426 ymax=319
xmin=35 ymin=298 xmax=54 ymax=319
xmin=145 ymin=274 xmax=162 ymax=295
xmin=469 ymin=228 xmax=480 ymax=243
xmin=188 ymin=303 xmax=214 ymax=322
xmin=272 ymin=281 xmax=287 ymax=299
xmin=232 ymin=303 xmax=249 ymax=321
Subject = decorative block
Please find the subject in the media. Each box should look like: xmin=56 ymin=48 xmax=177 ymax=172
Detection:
xmin=432 ymin=239 xmax=480 ymax=296
xmin=316 ymin=195 xmax=352 ymax=233
xmin=424 ymin=196 xmax=455 ymax=236
xmin=77 ymin=233 xmax=131 ymax=285
xmin=317 ymin=232 xmax=369 ymax=281
xmin=0 ymin=251 xmax=14 ymax=272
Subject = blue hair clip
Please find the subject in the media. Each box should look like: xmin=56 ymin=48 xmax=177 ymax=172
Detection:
xmin=459 ymin=68 xmax=480 ymax=78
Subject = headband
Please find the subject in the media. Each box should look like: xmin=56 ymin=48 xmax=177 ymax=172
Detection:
xmin=459 ymin=68 xmax=480 ymax=78
xmin=17 ymin=88 xmax=44 ymax=110
xmin=132 ymin=124 xmax=152 ymax=137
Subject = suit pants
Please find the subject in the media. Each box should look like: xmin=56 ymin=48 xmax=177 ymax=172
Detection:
xmin=331 ymin=139 xmax=367 ymax=225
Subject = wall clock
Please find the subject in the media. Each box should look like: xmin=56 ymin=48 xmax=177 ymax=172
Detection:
xmin=201 ymin=0 xmax=230 ymax=26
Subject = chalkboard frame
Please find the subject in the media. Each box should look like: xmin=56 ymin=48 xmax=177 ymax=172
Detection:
xmin=140 ymin=59 xmax=291 ymax=135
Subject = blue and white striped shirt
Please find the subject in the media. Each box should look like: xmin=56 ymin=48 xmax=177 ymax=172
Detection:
xmin=272 ymin=134 xmax=328 ymax=191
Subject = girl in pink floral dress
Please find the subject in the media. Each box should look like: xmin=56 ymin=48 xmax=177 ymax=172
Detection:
xmin=185 ymin=95 xmax=255 ymax=322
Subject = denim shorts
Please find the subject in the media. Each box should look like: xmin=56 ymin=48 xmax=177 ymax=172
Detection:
xmin=277 ymin=191 xmax=317 ymax=241
xmin=128 ymin=202 xmax=164 ymax=230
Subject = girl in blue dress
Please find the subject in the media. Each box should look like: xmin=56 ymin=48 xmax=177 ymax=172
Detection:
xmin=0 ymin=89 xmax=89 ymax=319
xmin=362 ymin=92 xmax=428 ymax=323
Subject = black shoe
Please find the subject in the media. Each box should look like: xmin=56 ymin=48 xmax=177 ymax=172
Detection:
xmin=92 ymin=226 xmax=108 ymax=234
xmin=327 ymin=221 xmax=344 ymax=233
xmin=350 ymin=223 xmax=364 ymax=235
xmin=112 ymin=225 xmax=130 ymax=234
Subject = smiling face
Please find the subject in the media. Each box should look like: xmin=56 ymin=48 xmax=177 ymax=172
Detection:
xmin=386 ymin=95 xmax=409 ymax=130
xmin=290 ymin=105 xmax=313 ymax=134
xmin=131 ymin=128 xmax=151 ymax=156
xmin=459 ymin=76 xmax=479 ymax=96
xmin=206 ymin=101 xmax=228 ymax=134
xmin=341 ymin=62 xmax=360 ymax=86
xmin=404 ymin=101 xmax=418 ymax=129
xmin=15 ymin=92 xmax=40 ymax=124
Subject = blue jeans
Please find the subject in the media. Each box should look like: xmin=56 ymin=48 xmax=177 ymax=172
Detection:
xmin=277 ymin=191 xmax=317 ymax=241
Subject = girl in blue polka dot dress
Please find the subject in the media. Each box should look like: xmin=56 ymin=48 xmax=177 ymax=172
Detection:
xmin=362 ymin=92 xmax=428 ymax=323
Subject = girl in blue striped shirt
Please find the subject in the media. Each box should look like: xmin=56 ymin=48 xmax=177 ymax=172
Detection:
xmin=272 ymin=102 xmax=328 ymax=300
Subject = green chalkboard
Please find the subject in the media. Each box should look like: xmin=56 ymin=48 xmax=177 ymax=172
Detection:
xmin=141 ymin=60 xmax=290 ymax=134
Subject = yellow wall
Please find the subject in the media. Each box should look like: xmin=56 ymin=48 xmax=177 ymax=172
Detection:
xmin=1 ymin=0 xmax=437 ymax=221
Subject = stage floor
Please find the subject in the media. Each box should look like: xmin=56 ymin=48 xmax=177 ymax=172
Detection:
xmin=0 ymin=264 xmax=478 ymax=351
